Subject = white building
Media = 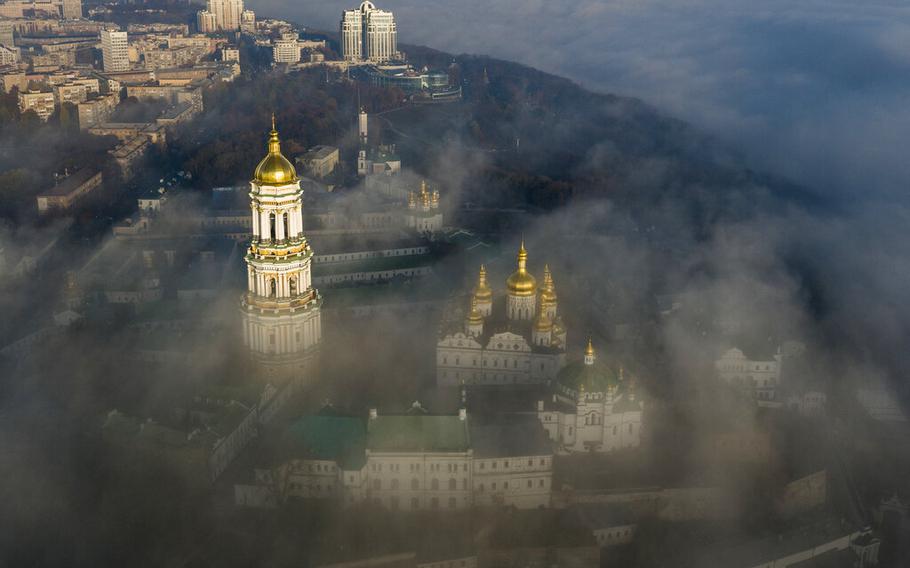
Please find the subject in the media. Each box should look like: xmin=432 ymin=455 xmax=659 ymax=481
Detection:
xmin=236 ymin=407 xmax=555 ymax=511
xmin=340 ymin=1 xmax=399 ymax=63
xmin=357 ymin=108 xmax=402 ymax=182
xmin=536 ymin=340 xmax=643 ymax=454
xmin=272 ymin=32 xmax=300 ymax=64
xmin=100 ymin=29 xmax=129 ymax=72
xmin=241 ymin=117 xmax=322 ymax=381
xmin=240 ymin=10 xmax=256 ymax=33
xmin=436 ymin=244 xmax=567 ymax=387
xmin=715 ymin=346 xmax=782 ymax=402
xmin=405 ymin=180 xmax=443 ymax=235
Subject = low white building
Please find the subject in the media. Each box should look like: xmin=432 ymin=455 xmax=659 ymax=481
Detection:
xmin=537 ymin=340 xmax=643 ymax=454
xmin=715 ymin=346 xmax=782 ymax=402
xmin=236 ymin=405 xmax=555 ymax=511
xmin=570 ymin=504 xmax=637 ymax=548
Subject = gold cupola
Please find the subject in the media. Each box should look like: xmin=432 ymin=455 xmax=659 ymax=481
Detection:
xmin=253 ymin=115 xmax=298 ymax=186
xmin=506 ymin=240 xmax=537 ymax=297
xmin=466 ymin=296 xmax=484 ymax=326
xmin=539 ymin=264 xmax=557 ymax=305
xmin=473 ymin=264 xmax=493 ymax=303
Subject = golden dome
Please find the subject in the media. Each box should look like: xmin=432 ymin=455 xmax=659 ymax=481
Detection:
xmin=253 ymin=116 xmax=298 ymax=186
xmin=539 ymin=264 xmax=557 ymax=305
xmin=506 ymin=240 xmax=536 ymax=296
xmin=466 ymin=296 xmax=484 ymax=326
xmin=473 ymin=264 xmax=493 ymax=302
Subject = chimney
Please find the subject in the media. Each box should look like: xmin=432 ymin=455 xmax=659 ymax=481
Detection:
xmin=459 ymin=408 xmax=467 ymax=421
xmin=369 ymin=408 xmax=377 ymax=420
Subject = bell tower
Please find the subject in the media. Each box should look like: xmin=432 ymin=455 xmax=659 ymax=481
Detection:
xmin=241 ymin=117 xmax=322 ymax=382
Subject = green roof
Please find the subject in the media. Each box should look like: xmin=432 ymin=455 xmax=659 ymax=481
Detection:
xmin=367 ymin=415 xmax=470 ymax=453
xmin=557 ymin=360 xmax=620 ymax=392
xmin=281 ymin=415 xmax=367 ymax=470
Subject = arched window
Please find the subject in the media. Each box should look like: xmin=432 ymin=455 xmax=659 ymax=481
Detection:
xmin=431 ymin=479 xmax=439 ymax=490
xmin=391 ymin=479 xmax=399 ymax=490
xmin=269 ymin=279 xmax=277 ymax=298
xmin=411 ymin=478 xmax=419 ymax=490
xmin=289 ymin=277 xmax=297 ymax=296
xmin=269 ymin=213 xmax=276 ymax=241
xmin=448 ymin=478 xmax=456 ymax=491
xmin=283 ymin=213 xmax=290 ymax=240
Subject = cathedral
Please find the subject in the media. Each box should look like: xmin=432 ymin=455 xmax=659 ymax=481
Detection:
xmin=405 ymin=180 xmax=443 ymax=235
xmin=241 ymin=118 xmax=322 ymax=381
xmin=536 ymin=339 xmax=643 ymax=454
xmin=436 ymin=242 xmax=568 ymax=387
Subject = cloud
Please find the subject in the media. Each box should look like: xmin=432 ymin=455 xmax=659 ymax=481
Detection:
xmin=249 ymin=0 xmax=910 ymax=198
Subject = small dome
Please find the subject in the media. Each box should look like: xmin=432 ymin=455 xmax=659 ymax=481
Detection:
xmin=253 ymin=118 xmax=298 ymax=185
xmin=506 ymin=241 xmax=536 ymax=297
xmin=473 ymin=265 xmax=493 ymax=302
xmin=466 ymin=296 xmax=484 ymax=326
xmin=539 ymin=265 xmax=557 ymax=305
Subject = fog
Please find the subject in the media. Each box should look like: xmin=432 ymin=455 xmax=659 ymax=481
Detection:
xmin=2 ymin=9 xmax=910 ymax=563
xmin=251 ymin=0 xmax=910 ymax=199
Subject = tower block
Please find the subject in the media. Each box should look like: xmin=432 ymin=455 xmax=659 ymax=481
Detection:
xmin=241 ymin=118 xmax=322 ymax=382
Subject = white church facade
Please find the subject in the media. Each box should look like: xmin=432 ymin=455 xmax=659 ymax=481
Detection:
xmin=536 ymin=340 xmax=643 ymax=454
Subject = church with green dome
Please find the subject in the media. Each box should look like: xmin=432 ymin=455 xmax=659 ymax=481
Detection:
xmin=536 ymin=339 xmax=643 ymax=454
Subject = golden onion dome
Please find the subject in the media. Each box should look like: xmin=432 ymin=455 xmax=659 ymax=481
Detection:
xmin=473 ymin=264 xmax=493 ymax=302
xmin=466 ymin=296 xmax=484 ymax=326
xmin=539 ymin=264 xmax=557 ymax=305
xmin=253 ymin=116 xmax=298 ymax=186
xmin=506 ymin=240 xmax=536 ymax=296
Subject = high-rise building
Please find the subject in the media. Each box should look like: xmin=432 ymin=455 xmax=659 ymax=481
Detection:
xmin=197 ymin=10 xmax=216 ymax=33
xmin=241 ymin=118 xmax=322 ymax=380
xmin=272 ymin=32 xmax=300 ymax=64
xmin=240 ymin=10 xmax=256 ymax=33
xmin=197 ymin=0 xmax=243 ymax=32
xmin=100 ymin=29 xmax=129 ymax=72
xmin=340 ymin=1 xmax=399 ymax=63
xmin=224 ymin=0 xmax=243 ymax=31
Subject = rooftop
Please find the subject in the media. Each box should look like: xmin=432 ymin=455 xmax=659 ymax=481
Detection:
xmin=469 ymin=415 xmax=552 ymax=458
xmin=273 ymin=414 xmax=367 ymax=470
xmin=367 ymin=414 xmax=470 ymax=453
xmin=39 ymin=169 xmax=100 ymax=197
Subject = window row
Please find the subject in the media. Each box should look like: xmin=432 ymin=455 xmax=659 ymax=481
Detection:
xmin=372 ymin=478 xmax=469 ymax=491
